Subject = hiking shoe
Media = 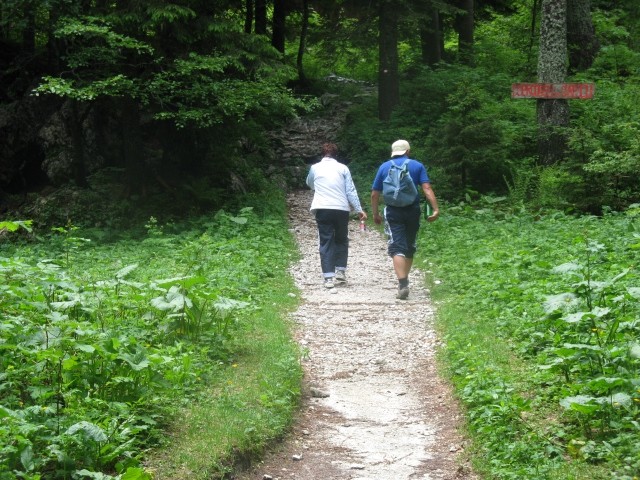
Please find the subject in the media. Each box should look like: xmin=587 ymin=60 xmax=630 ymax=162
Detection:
xmin=335 ymin=270 xmax=347 ymax=284
xmin=396 ymin=286 xmax=410 ymax=300
xmin=324 ymin=277 xmax=335 ymax=289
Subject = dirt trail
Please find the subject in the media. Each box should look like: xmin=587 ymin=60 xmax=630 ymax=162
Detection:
xmin=234 ymin=189 xmax=476 ymax=480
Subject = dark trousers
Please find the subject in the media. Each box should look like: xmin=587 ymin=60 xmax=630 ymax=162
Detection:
xmin=384 ymin=203 xmax=421 ymax=258
xmin=315 ymin=209 xmax=350 ymax=276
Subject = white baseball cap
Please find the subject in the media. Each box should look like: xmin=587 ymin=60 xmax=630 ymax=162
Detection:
xmin=391 ymin=139 xmax=410 ymax=156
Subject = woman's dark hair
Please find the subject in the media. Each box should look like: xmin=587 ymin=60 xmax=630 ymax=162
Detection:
xmin=322 ymin=143 xmax=338 ymax=158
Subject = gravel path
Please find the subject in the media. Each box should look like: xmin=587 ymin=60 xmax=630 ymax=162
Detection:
xmin=235 ymin=189 xmax=477 ymax=480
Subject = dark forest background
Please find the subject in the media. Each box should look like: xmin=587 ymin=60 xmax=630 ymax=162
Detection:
xmin=1 ymin=0 xmax=640 ymax=230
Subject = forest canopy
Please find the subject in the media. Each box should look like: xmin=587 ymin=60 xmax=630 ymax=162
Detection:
xmin=1 ymin=0 xmax=640 ymax=226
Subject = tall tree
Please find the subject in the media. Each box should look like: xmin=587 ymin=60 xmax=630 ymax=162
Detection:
xmin=453 ymin=0 xmax=474 ymax=64
xmin=255 ymin=0 xmax=267 ymax=34
xmin=537 ymin=0 xmax=569 ymax=165
xmin=272 ymin=0 xmax=286 ymax=53
xmin=420 ymin=1 xmax=442 ymax=66
xmin=378 ymin=0 xmax=400 ymax=121
xmin=567 ymin=0 xmax=599 ymax=72
xmin=245 ymin=0 xmax=254 ymax=33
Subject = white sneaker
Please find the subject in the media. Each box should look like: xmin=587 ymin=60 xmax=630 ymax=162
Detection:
xmin=335 ymin=270 xmax=347 ymax=284
xmin=324 ymin=277 xmax=335 ymax=289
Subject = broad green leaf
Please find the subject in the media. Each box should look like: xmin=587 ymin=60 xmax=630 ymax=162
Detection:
xmin=118 ymin=352 xmax=150 ymax=371
xmin=66 ymin=421 xmax=108 ymax=442
xmin=560 ymin=395 xmax=599 ymax=414
xmin=563 ymin=343 xmax=602 ymax=352
xmin=627 ymin=287 xmax=640 ymax=299
xmin=74 ymin=470 xmax=115 ymax=479
xmin=214 ymin=297 xmax=250 ymax=312
xmin=20 ymin=445 xmax=34 ymax=470
xmin=62 ymin=357 xmax=78 ymax=370
xmin=229 ymin=216 xmax=248 ymax=224
xmin=594 ymin=392 xmax=633 ymax=408
xmin=77 ymin=344 xmax=96 ymax=353
xmin=0 ymin=406 xmax=16 ymax=419
xmin=121 ymin=467 xmax=153 ymax=480
xmin=552 ymin=262 xmax=581 ymax=274
xmin=116 ymin=264 xmax=139 ymax=279
xmin=563 ymin=312 xmax=589 ymax=323
xmin=629 ymin=343 xmax=640 ymax=358
xmin=154 ymin=276 xmax=191 ymax=288
xmin=543 ymin=293 xmax=578 ymax=313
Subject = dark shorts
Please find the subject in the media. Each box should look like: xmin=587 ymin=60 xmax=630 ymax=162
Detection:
xmin=384 ymin=203 xmax=421 ymax=258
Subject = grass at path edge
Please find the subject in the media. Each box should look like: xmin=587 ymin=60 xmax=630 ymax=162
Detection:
xmin=144 ymin=271 xmax=303 ymax=479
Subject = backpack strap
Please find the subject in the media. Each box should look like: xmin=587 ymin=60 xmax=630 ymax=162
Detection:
xmin=391 ymin=158 xmax=411 ymax=169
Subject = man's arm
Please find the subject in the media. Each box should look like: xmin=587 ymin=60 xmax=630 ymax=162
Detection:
xmin=371 ymin=190 xmax=383 ymax=225
xmin=421 ymin=182 xmax=440 ymax=222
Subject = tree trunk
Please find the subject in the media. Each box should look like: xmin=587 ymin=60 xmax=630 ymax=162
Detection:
xmin=245 ymin=0 xmax=254 ymax=34
xmin=378 ymin=0 xmax=400 ymax=122
xmin=454 ymin=0 xmax=474 ymax=65
xmin=272 ymin=0 xmax=286 ymax=53
xmin=255 ymin=0 xmax=267 ymax=34
xmin=567 ymin=0 xmax=599 ymax=72
xmin=120 ymin=96 xmax=145 ymax=196
xmin=297 ymin=0 xmax=309 ymax=85
xmin=537 ymin=0 xmax=569 ymax=165
xmin=420 ymin=2 xmax=441 ymax=66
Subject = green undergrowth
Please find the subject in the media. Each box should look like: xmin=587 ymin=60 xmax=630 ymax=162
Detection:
xmin=0 ymin=194 xmax=302 ymax=479
xmin=418 ymin=200 xmax=640 ymax=480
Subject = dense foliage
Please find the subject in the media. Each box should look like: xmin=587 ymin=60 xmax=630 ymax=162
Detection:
xmin=0 ymin=193 xmax=301 ymax=479
xmin=421 ymin=200 xmax=640 ymax=479
xmin=2 ymin=0 xmax=640 ymax=478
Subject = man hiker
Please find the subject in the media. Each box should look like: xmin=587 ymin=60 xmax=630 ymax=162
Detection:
xmin=307 ymin=143 xmax=367 ymax=289
xmin=371 ymin=139 xmax=439 ymax=299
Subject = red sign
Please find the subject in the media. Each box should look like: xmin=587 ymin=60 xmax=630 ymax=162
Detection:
xmin=511 ymin=83 xmax=595 ymax=99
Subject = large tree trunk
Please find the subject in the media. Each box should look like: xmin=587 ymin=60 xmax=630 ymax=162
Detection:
xmin=567 ymin=0 xmax=599 ymax=72
xmin=454 ymin=0 xmax=474 ymax=65
xmin=537 ymin=0 xmax=569 ymax=165
xmin=378 ymin=0 xmax=400 ymax=121
xmin=255 ymin=0 xmax=267 ymax=34
xmin=272 ymin=0 xmax=286 ymax=53
xmin=297 ymin=0 xmax=309 ymax=85
xmin=120 ymin=96 xmax=145 ymax=196
xmin=244 ymin=0 xmax=254 ymax=33
xmin=420 ymin=2 xmax=442 ymax=66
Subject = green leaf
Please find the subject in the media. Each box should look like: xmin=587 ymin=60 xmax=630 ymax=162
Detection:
xmin=627 ymin=287 xmax=640 ymax=299
xmin=560 ymin=395 xmax=599 ymax=414
xmin=552 ymin=262 xmax=581 ymax=274
xmin=62 ymin=357 xmax=79 ymax=370
xmin=608 ymin=392 xmax=632 ymax=407
xmin=121 ymin=467 xmax=152 ymax=480
xmin=74 ymin=470 xmax=115 ymax=479
xmin=563 ymin=312 xmax=589 ymax=323
xmin=116 ymin=264 xmax=139 ymax=279
xmin=543 ymin=293 xmax=578 ymax=313
xmin=0 ymin=406 xmax=16 ymax=419
xmin=66 ymin=421 xmax=108 ymax=442
xmin=77 ymin=344 xmax=96 ymax=353
xmin=214 ymin=297 xmax=250 ymax=312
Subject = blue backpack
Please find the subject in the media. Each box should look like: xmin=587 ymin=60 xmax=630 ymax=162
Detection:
xmin=382 ymin=159 xmax=418 ymax=207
